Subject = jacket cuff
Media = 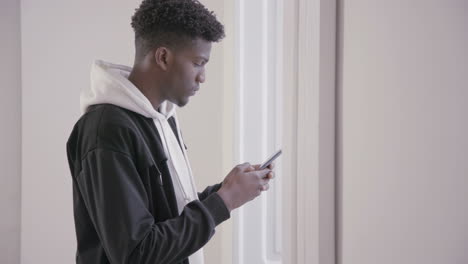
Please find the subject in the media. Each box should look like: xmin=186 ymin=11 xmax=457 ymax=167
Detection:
xmin=202 ymin=192 xmax=230 ymax=226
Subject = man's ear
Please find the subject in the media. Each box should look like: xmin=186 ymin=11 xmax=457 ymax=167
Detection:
xmin=154 ymin=47 xmax=172 ymax=71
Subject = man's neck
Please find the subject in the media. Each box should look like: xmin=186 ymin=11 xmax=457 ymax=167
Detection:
xmin=128 ymin=66 xmax=164 ymax=111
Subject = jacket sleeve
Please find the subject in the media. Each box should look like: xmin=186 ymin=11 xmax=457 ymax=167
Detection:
xmin=78 ymin=148 xmax=230 ymax=264
xmin=198 ymin=183 xmax=223 ymax=201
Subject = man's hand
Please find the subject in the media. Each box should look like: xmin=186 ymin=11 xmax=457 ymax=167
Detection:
xmin=217 ymin=162 xmax=275 ymax=212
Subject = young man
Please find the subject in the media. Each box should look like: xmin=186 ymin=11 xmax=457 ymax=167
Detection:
xmin=66 ymin=0 xmax=274 ymax=263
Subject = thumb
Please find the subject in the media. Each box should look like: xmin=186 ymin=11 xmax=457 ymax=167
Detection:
xmin=252 ymin=164 xmax=262 ymax=170
xmin=239 ymin=162 xmax=255 ymax=172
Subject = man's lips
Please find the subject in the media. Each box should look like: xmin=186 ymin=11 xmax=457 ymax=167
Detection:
xmin=190 ymin=87 xmax=200 ymax=95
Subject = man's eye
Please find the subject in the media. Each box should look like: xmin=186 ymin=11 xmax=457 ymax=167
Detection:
xmin=194 ymin=61 xmax=206 ymax=67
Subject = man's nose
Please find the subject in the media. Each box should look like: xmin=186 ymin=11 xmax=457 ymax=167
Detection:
xmin=197 ymin=70 xmax=205 ymax=83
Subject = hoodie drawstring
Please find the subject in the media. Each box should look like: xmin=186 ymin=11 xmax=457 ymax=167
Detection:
xmin=155 ymin=118 xmax=196 ymax=205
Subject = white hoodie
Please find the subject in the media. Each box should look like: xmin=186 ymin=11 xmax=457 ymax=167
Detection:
xmin=81 ymin=60 xmax=204 ymax=264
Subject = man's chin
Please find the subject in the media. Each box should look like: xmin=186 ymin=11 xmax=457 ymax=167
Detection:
xmin=170 ymin=97 xmax=189 ymax=107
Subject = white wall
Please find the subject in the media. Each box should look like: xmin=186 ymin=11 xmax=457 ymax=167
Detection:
xmin=0 ymin=0 xmax=22 ymax=263
xmin=20 ymin=0 xmax=228 ymax=263
xmin=21 ymin=1 xmax=138 ymax=262
xmin=338 ymin=1 xmax=468 ymax=263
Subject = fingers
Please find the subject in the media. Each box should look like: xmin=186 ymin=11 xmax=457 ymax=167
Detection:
xmin=258 ymin=179 xmax=270 ymax=191
xmin=261 ymin=183 xmax=270 ymax=191
xmin=267 ymin=162 xmax=275 ymax=170
xmin=265 ymin=171 xmax=274 ymax=179
xmin=245 ymin=169 xmax=274 ymax=181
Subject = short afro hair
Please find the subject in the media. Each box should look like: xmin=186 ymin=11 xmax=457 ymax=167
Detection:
xmin=131 ymin=0 xmax=225 ymax=57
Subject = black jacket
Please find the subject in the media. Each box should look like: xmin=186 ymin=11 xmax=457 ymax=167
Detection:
xmin=66 ymin=104 xmax=230 ymax=264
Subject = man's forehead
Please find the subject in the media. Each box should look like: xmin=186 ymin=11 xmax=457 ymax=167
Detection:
xmin=185 ymin=38 xmax=212 ymax=57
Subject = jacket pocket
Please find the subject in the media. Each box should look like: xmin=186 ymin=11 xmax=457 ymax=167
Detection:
xmin=146 ymin=163 xmax=174 ymax=220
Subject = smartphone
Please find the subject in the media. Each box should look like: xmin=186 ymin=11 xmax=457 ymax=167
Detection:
xmin=259 ymin=149 xmax=282 ymax=170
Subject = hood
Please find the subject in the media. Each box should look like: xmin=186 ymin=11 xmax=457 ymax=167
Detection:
xmin=81 ymin=60 xmax=176 ymax=120
xmin=82 ymin=60 xmax=200 ymax=232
